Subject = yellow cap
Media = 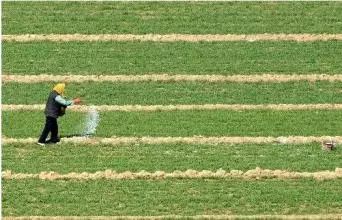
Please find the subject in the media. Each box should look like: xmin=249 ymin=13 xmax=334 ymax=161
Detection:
xmin=53 ymin=83 xmax=65 ymax=95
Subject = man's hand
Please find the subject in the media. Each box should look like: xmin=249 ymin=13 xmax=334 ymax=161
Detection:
xmin=73 ymin=98 xmax=81 ymax=105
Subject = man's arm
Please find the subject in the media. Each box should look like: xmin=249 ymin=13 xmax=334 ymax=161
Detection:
xmin=55 ymin=95 xmax=73 ymax=106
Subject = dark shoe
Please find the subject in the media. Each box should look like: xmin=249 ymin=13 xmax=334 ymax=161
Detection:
xmin=46 ymin=137 xmax=60 ymax=144
xmin=37 ymin=142 xmax=46 ymax=146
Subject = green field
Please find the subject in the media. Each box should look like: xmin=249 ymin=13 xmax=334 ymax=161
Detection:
xmin=3 ymin=81 xmax=342 ymax=105
xmin=3 ymin=2 xmax=342 ymax=34
xmin=3 ymin=143 xmax=341 ymax=173
xmin=4 ymin=41 xmax=342 ymax=74
xmin=3 ymin=110 xmax=342 ymax=138
xmin=2 ymin=1 xmax=342 ymax=218
xmin=4 ymin=179 xmax=342 ymax=216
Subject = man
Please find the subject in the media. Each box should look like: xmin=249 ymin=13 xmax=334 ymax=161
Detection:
xmin=37 ymin=83 xmax=81 ymax=146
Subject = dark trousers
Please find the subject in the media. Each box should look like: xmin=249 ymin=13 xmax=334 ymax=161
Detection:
xmin=38 ymin=116 xmax=59 ymax=143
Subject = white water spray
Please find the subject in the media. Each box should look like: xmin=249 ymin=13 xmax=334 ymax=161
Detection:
xmin=83 ymin=106 xmax=100 ymax=136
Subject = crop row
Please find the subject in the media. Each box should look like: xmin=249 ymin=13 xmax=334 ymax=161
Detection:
xmin=3 ymin=81 xmax=342 ymax=105
xmin=3 ymin=179 xmax=342 ymax=216
xmin=3 ymin=142 xmax=341 ymax=173
xmin=3 ymin=2 xmax=342 ymax=34
xmin=3 ymin=110 xmax=342 ymax=138
xmin=4 ymin=41 xmax=342 ymax=74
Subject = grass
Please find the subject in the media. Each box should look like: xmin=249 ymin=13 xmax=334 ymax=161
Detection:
xmin=3 ymin=110 xmax=342 ymax=138
xmin=3 ymin=81 xmax=342 ymax=105
xmin=3 ymin=41 xmax=342 ymax=75
xmin=3 ymin=143 xmax=341 ymax=173
xmin=3 ymin=2 xmax=342 ymax=217
xmin=3 ymin=2 xmax=342 ymax=34
xmin=3 ymin=179 xmax=342 ymax=216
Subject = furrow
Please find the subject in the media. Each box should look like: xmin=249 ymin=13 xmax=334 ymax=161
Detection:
xmin=4 ymin=104 xmax=342 ymax=112
xmin=3 ymin=168 xmax=342 ymax=181
xmin=3 ymin=215 xmax=342 ymax=220
xmin=3 ymin=34 xmax=342 ymax=42
xmin=3 ymin=74 xmax=342 ymax=83
xmin=2 ymin=136 xmax=341 ymax=145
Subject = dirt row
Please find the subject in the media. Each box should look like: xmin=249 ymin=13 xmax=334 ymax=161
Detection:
xmin=4 ymin=104 xmax=342 ymax=112
xmin=3 ymin=167 xmax=342 ymax=181
xmin=3 ymin=74 xmax=342 ymax=83
xmin=3 ymin=34 xmax=342 ymax=42
xmin=4 ymin=215 xmax=342 ymax=220
xmin=3 ymin=136 xmax=341 ymax=145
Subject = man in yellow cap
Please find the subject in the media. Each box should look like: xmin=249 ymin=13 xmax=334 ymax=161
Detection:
xmin=37 ymin=83 xmax=81 ymax=146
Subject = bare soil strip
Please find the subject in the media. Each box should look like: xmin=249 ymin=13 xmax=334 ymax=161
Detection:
xmin=3 ymin=215 xmax=342 ymax=220
xmin=4 ymin=104 xmax=342 ymax=112
xmin=3 ymin=136 xmax=342 ymax=145
xmin=3 ymin=34 xmax=342 ymax=42
xmin=3 ymin=167 xmax=342 ymax=181
xmin=3 ymin=74 xmax=342 ymax=83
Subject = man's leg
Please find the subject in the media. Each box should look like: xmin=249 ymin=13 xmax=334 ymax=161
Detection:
xmin=38 ymin=117 xmax=53 ymax=143
xmin=50 ymin=117 xmax=60 ymax=143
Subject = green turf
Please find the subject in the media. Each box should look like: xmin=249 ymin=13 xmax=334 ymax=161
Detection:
xmin=3 ymin=179 xmax=342 ymax=216
xmin=3 ymin=41 xmax=342 ymax=74
xmin=3 ymin=2 xmax=342 ymax=34
xmin=3 ymin=81 xmax=342 ymax=105
xmin=3 ymin=143 xmax=341 ymax=174
xmin=3 ymin=110 xmax=342 ymax=138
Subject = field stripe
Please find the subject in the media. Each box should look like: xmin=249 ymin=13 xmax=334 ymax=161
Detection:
xmin=3 ymin=34 xmax=342 ymax=42
xmin=3 ymin=167 xmax=342 ymax=180
xmin=3 ymin=215 xmax=342 ymax=220
xmin=3 ymin=74 xmax=342 ymax=83
xmin=4 ymin=104 xmax=342 ymax=112
xmin=3 ymin=136 xmax=341 ymax=145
